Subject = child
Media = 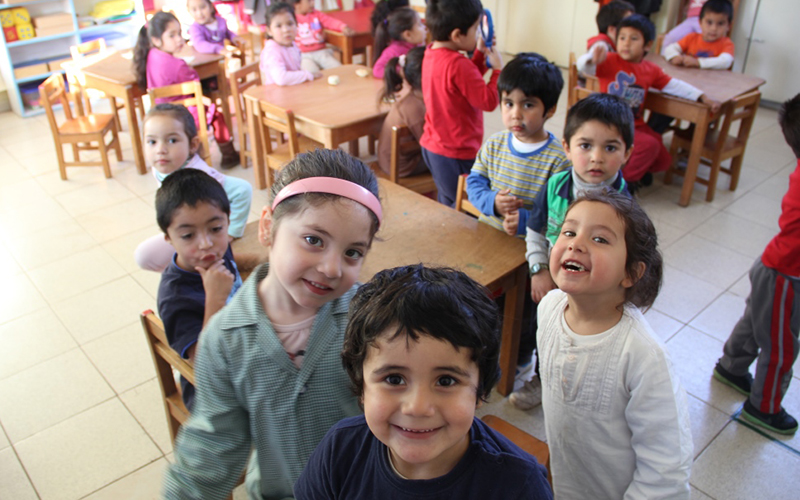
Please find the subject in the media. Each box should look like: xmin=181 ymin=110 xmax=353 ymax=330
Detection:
xmin=466 ymin=52 xmax=569 ymax=238
xmin=377 ymin=46 xmax=427 ymax=178
xmin=162 ymin=149 xmax=382 ymax=500
xmin=577 ymin=14 xmax=719 ymax=186
xmin=294 ymin=265 xmax=553 ymax=499
xmin=260 ymin=2 xmax=323 ymax=85
xmin=370 ymin=0 xmax=409 ymax=35
xmin=372 ymin=7 xmax=426 ymax=79
xmin=539 ymin=189 xmax=692 ymax=498
xmin=156 ymin=168 xmax=243 ymax=411
xmin=134 ymin=104 xmax=252 ymax=273
xmin=133 ymin=11 xmax=240 ymax=169
xmin=586 ymin=0 xmax=634 ymax=53
xmin=510 ymin=93 xmax=632 ymax=410
xmin=187 ymin=0 xmax=238 ymax=54
xmin=292 ymin=0 xmax=354 ymax=73
xmin=664 ymin=0 xmax=735 ymax=70
xmin=713 ymin=93 xmax=800 ymax=435
xmin=420 ymin=0 xmax=503 ymax=207
xmin=662 ymin=0 xmax=740 ymax=50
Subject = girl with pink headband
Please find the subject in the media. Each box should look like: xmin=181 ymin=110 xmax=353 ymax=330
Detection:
xmin=163 ymin=149 xmax=382 ymax=499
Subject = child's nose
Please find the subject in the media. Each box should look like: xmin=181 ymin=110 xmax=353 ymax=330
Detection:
xmin=318 ymin=252 xmax=342 ymax=279
xmin=402 ymin=385 xmax=435 ymax=417
xmin=198 ymin=233 xmax=213 ymax=249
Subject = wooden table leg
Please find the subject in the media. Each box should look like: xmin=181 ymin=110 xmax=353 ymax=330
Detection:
xmin=343 ymin=36 xmax=353 ymax=65
xmin=217 ymin=60 xmax=233 ymax=134
xmin=496 ymin=265 xmax=527 ymax=396
xmin=124 ymin=85 xmax=147 ymax=175
xmin=246 ymin=97 xmax=266 ymax=190
xmin=679 ymin=109 xmax=711 ymax=207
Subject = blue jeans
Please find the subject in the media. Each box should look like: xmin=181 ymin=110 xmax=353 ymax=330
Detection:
xmin=421 ymin=147 xmax=475 ymax=207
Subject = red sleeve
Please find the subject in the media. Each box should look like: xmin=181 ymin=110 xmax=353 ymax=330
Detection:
xmin=453 ymin=56 xmax=499 ymax=112
xmin=470 ymin=49 xmax=488 ymax=75
xmin=650 ymin=64 xmax=672 ymax=90
xmin=721 ymin=38 xmax=735 ymax=56
xmin=316 ymin=10 xmax=347 ymax=31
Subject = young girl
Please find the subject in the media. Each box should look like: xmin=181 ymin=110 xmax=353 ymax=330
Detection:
xmin=134 ymin=104 xmax=252 ymax=273
xmin=292 ymin=0 xmax=353 ymax=73
xmin=377 ymin=46 xmax=428 ymax=178
xmin=259 ymin=2 xmax=322 ymax=86
xmin=187 ymin=0 xmax=238 ymax=54
xmin=537 ymin=190 xmax=692 ymax=499
xmin=133 ymin=11 xmax=239 ymax=169
xmin=370 ymin=0 xmax=408 ymax=36
xmin=162 ymin=148 xmax=382 ymax=500
xmin=372 ymin=7 xmax=426 ymax=78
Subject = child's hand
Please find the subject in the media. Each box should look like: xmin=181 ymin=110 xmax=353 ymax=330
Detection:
xmin=502 ymin=210 xmax=519 ymax=236
xmin=683 ymin=55 xmax=700 ymax=68
xmin=700 ymin=94 xmax=721 ymax=114
xmin=486 ymin=45 xmax=503 ymax=70
xmin=494 ymin=189 xmax=522 ymax=217
xmin=669 ymin=55 xmax=683 ymax=66
xmin=530 ymin=272 xmax=557 ymax=303
xmin=591 ymin=44 xmax=608 ymax=65
xmin=342 ymin=25 xmax=355 ymax=36
xmin=313 ymin=72 xmax=324 ymax=79
xmin=197 ymin=259 xmax=235 ymax=305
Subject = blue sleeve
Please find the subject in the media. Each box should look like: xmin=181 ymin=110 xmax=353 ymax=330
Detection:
xmin=526 ymin=185 xmax=549 ymax=232
xmin=161 ymin=305 xmax=202 ymax=358
xmin=223 ymin=176 xmax=253 ymax=238
xmin=516 ymin=208 xmax=530 ymax=237
xmin=466 ymin=171 xmax=498 ymax=217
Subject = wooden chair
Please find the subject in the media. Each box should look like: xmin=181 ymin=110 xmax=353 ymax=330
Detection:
xmin=228 ymin=62 xmax=262 ymax=168
xmin=39 ymin=73 xmax=122 ymax=180
xmin=567 ymin=52 xmax=600 ymax=108
xmin=665 ymin=90 xmax=761 ymax=202
xmin=454 ymin=173 xmax=481 ymax=217
xmin=481 ymin=415 xmax=552 ymax=485
xmin=387 ymin=125 xmax=437 ymax=196
xmin=653 ymin=33 xmax=665 ymax=55
xmin=247 ymin=95 xmax=323 ymax=189
xmin=148 ymin=81 xmax=212 ymax=164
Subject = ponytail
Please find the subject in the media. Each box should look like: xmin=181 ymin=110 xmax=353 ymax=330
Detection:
xmin=381 ymin=55 xmax=404 ymax=101
xmin=133 ymin=25 xmax=151 ymax=90
xmin=380 ymin=45 xmax=425 ymax=101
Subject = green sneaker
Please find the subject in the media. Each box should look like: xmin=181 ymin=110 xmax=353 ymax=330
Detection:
xmin=741 ymin=400 xmax=798 ymax=435
xmin=713 ymin=361 xmax=752 ymax=396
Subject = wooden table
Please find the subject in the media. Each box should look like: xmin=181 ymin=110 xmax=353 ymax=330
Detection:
xmin=67 ymin=47 xmax=230 ymax=175
xmin=643 ymin=54 xmax=765 ymax=206
xmin=324 ymin=6 xmax=374 ymax=65
xmin=233 ymin=179 xmax=528 ymax=396
xmin=243 ymin=65 xmax=388 ymax=189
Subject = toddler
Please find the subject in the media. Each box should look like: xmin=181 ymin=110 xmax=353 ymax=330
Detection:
xmin=539 ymin=189 xmax=692 ymax=498
xmin=295 ymin=265 xmax=553 ymax=499
xmin=291 ymin=0 xmax=354 ymax=73
xmin=155 ymin=168 xmax=243 ymax=411
xmin=420 ymin=0 xmax=503 ymax=207
xmin=134 ymin=103 xmax=252 ymax=273
xmin=260 ymin=2 xmax=323 ymax=85
xmin=662 ymin=0 xmax=740 ymax=50
xmin=664 ymin=0 xmax=735 ymax=70
xmin=372 ymin=7 xmax=426 ymax=78
xmin=162 ymin=149 xmax=382 ymax=500
xmin=587 ymin=0 xmax=634 ymax=53
xmin=713 ymin=93 xmax=800 ymax=435
xmin=187 ymin=0 xmax=239 ymax=54
xmin=377 ymin=46 xmax=428 ymax=178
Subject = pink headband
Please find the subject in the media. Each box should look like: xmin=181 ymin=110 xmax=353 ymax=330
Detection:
xmin=271 ymin=177 xmax=383 ymax=226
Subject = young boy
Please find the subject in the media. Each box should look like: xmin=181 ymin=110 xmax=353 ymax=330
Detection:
xmin=156 ymin=168 xmax=242 ymax=411
xmin=664 ymin=0 xmax=735 ymax=70
xmin=292 ymin=0 xmax=354 ymax=72
xmin=420 ymin=0 xmax=503 ymax=207
xmin=578 ymin=14 xmax=719 ymax=186
xmin=587 ymin=0 xmax=634 ymax=54
xmin=293 ymin=265 xmax=553 ymax=499
xmin=713 ymin=93 xmax=800 ymax=435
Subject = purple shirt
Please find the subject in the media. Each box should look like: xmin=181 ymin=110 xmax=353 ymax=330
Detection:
xmin=146 ymin=48 xmax=199 ymax=102
xmin=259 ymin=39 xmax=315 ymax=86
xmin=373 ymin=40 xmax=418 ymax=79
xmin=188 ymin=15 xmax=236 ymax=54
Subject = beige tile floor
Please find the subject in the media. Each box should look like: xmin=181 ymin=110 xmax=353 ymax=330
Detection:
xmin=0 ymin=83 xmax=798 ymax=499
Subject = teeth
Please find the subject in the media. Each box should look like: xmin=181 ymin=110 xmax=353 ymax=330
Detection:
xmin=564 ymin=261 xmax=586 ymax=272
xmin=401 ymin=427 xmax=433 ymax=433
xmin=308 ymin=281 xmax=330 ymax=290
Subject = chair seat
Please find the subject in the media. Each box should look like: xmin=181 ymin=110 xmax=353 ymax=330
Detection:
xmin=674 ymin=127 xmax=745 ymax=156
xmin=266 ymin=135 xmax=324 ymax=168
xmin=58 ymin=114 xmax=115 ymax=135
xmin=397 ymin=172 xmax=436 ymax=193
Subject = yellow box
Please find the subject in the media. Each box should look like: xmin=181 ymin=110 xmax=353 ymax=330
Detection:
xmin=32 ymin=13 xmax=73 ymax=28
xmin=0 ymin=10 xmax=13 ymax=28
xmin=13 ymin=62 xmax=48 ymax=80
xmin=12 ymin=7 xmax=30 ymax=25
xmin=16 ymin=22 xmax=34 ymax=39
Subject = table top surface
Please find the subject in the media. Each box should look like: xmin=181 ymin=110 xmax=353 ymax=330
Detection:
xmin=75 ymin=47 xmax=224 ymax=86
xmin=325 ymin=6 xmax=373 ymax=35
xmin=646 ymin=53 xmax=765 ymax=103
xmin=234 ymin=179 xmax=527 ymax=288
xmin=243 ymin=65 xmax=387 ymax=129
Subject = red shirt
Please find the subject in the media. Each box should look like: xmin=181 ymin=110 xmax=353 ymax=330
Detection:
xmin=678 ymin=33 xmax=734 ymax=58
xmin=587 ymin=33 xmax=615 ymax=51
xmin=294 ymin=9 xmax=346 ymax=53
xmin=762 ymin=159 xmax=800 ymax=276
xmin=420 ymin=46 xmax=499 ymax=159
xmin=596 ymin=53 xmax=672 ymax=125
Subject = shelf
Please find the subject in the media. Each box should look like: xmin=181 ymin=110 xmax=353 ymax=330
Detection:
xmin=15 ymin=68 xmax=60 ymax=83
xmin=78 ymin=16 xmax=136 ymax=35
xmin=7 ymin=31 xmax=76 ymax=47
xmin=0 ymin=0 xmax=62 ymax=11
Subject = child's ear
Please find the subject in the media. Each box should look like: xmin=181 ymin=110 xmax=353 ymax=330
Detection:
xmin=644 ymin=40 xmax=653 ymax=54
xmin=189 ymin=136 xmax=201 ymax=155
xmin=608 ymin=26 xmax=617 ymax=41
xmin=561 ymin=138 xmax=572 ymax=158
xmin=151 ymin=36 xmax=162 ymax=48
xmin=448 ymin=27 xmax=463 ymax=44
xmin=623 ymin=143 xmax=634 ymax=164
xmin=622 ymin=262 xmax=646 ymax=288
xmin=545 ymin=105 xmax=557 ymax=120
xmin=258 ymin=206 xmax=273 ymax=247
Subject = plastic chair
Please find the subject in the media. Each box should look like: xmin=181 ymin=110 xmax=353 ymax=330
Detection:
xmin=481 ymin=415 xmax=552 ymax=486
xmin=39 ymin=73 xmax=122 ymax=180
xmin=228 ymin=62 xmax=262 ymax=168
xmin=665 ymin=90 xmax=761 ymax=202
xmin=246 ymin=95 xmax=323 ymax=189
xmin=388 ymin=125 xmax=437 ymax=196
xmin=148 ymin=81 xmax=212 ymax=164
xmin=454 ymin=173 xmax=481 ymax=217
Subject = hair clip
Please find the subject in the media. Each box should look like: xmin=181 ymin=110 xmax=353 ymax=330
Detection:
xmin=398 ymin=54 xmax=406 ymax=68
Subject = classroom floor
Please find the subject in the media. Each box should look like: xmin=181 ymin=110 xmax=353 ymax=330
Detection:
xmin=0 ymin=79 xmax=798 ymax=499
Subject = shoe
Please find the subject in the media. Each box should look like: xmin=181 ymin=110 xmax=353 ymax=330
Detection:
xmin=509 ymin=375 xmax=542 ymax=410
xmin=741 ymin=400 xmax=798 ymax=435
xmin=641 ymin=172 xmax=653 ymax=187
xmin=515 ymin=360 xmax=534 ymax=384
xmin=627 ymin=181 xmax=641 ymax=195
xmin=219 ymin=140 xmax=240 ymax=170
xmin=713 ymin=361 xmax=752 ymax=396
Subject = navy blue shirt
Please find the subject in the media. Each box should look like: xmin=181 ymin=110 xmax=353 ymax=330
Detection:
xmin=294 ymin=415 xmax=553 ymax=499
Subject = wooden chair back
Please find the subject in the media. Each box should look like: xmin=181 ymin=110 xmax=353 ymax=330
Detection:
xmin=148 ymin=81 xmax=211 ymax=164
xmin=568 ymin=52 xmax=600 ymax=107
xmin=653 ymin=33 xmax=665 ymax=55
xmin=454 ymin=173 xmax=481 ymax=217
xmin=481 ymin=415 xmax=552 ymax=485
xmin=389 ymin=125 xmax=437 ymax=196
xmin=229 ymin=62 xmax=262 ymax=168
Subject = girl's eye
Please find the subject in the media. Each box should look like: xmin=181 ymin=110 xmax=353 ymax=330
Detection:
xmin=212 ymin=226 xmax=224 ymax=233
xmin=562 ymin=230 xmax=576 ymax=237
xmin=437 ymin=376 xmax=458 ymax=387
xmin=345 ymin=248 xmax=364 ymax=260
xmin=168 ymin=138 xmax=178 ymax=144
xmin=180 ymin=233 xmax=194 ymax=240
xmin=304 ymin=235 xmax=322 ymax=247
xmin=146 ymin=139 xmax=155 ymax=145
xmin=385 ymin=374 xmax=404 ymax=386
xmin=593 ymin=236 xmax=609 ymax=244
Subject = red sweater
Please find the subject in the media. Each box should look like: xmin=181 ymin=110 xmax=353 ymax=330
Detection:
xmin=762 ymin=159 xmax=800 ymax=276
xmin=596 ymin=53 xmax=672 ymax=125
xmin=294 ymin=9 xmax=346 ymax=53
xmin=420 ymin=46 xmax=499 ymax=159
xmin=587 ymin=33 xmax=615 ymax=51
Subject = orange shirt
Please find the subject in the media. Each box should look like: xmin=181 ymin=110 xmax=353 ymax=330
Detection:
xmin=678 ymin=32 xmax=734 ymax=58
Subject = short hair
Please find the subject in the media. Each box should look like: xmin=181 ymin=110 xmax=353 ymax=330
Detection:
xmin=596 ymin=0 xmax=635 ymax=34
xmin=563 ymin=93 xmax=635 ymax=150
xmin=426 ymin=0 xmax=483 ymax=42
xmin=779 ymin=93 xmax=800 ymax=158
xmin=342 ymin=265 xmax=501 ymax=403
xmin=567 ymin=190 xmax=662 ymax=310
xmin=266 ymin=2 xmax=295 ymax=26
xmin=617 ymin=13 xmax=655 ymax=45
xmin=700 ymin=0 xmax=734 ymax=23
xmin=498 ymin=52 xmax=564 ymax=113
xmin=156 ymin=168 xmax=230 ymax=233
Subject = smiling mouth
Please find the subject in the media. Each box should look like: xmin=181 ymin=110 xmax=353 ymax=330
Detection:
xmin=305 ymin=279 xmax=332 ymax=291
xmin=563 ymin=260 xmax=587 ymax=272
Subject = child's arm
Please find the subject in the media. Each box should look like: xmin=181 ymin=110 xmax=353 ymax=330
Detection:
xmin=465 ymin=144 xmax=524 ymax=218
xmin=454 ymin=54 xmax=501 ymax=112
xmin=525 ymin=189 xmax=557 ymax=302
xmin=222 ymin=174 xmax=253 ymax=239
xmin=260 ymin=43 xmax=317 ymax=86
xmin=576 ymin=44 xmax=607 ymax=76
xmin=158 ymin=302 xmax=203 ymax=363
xmin=197 ymin=259 xmax=235 ymax=325
xmin=189 ymin=23 xmax=225 ymax=54
xmin=659 ymin=76 xmax=721 ymax=113
xmin=662 ymin=42 xmax=686 ymax=66
xmin=316 ymin=10 xmax=353 ymax=36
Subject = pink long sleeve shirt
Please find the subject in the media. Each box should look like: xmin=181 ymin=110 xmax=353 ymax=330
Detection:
xmin=259 ymin=39 xmax=315 ymax=86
